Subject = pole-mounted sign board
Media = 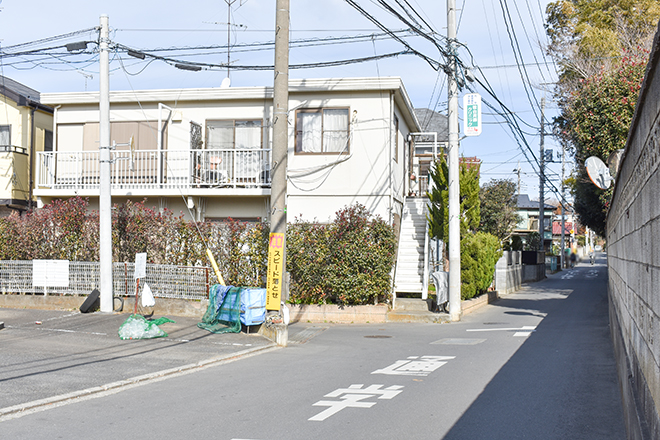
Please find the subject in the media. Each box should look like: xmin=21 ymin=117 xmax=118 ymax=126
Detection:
xmin=266 ymin=233 xmax=284 ymax=311
xmin=463 ymin=93 xmax=482 ymax=137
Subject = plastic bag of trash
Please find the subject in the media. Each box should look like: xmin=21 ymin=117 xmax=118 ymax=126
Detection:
xmin=118 ymin=314 xmax=174 ymax=340
xmin=141 ymin=283 xmax=155 ymax=307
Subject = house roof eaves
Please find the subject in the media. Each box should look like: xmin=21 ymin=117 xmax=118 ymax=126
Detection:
xmin=40 ymin=77 xmax=420 ymax=127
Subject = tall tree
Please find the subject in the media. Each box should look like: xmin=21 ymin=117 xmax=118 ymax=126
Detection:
xmin=479 ymin=179 xmax=520 ymax=243
xmin=427 ymin=156 xmax=480 ymax=244
xmin=546 ymin=0 xmax=659 ymax=235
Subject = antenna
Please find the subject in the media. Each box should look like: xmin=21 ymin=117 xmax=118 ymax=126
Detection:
xmin=223 ymin=0 xmax=248 ymax=82
xmin=585 ymin=156 xmax=613 ymax=190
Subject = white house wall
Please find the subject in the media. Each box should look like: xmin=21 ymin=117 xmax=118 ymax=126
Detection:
xmin=286 ymin=90 xmax=410 ymax=223
xmin=41 ymin=78 xmax=417 ymax=225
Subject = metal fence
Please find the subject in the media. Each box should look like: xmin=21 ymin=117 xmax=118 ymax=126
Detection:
xmin=0 ymin=260 xmax=214 ymax=300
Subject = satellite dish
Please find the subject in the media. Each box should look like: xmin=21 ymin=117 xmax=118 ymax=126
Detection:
xmin=220 ymin=77 xmax=231 ymax=89
xmin=585 ymin=156 xmax=613 ymax=189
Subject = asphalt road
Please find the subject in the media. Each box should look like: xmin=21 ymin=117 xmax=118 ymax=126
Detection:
xmin=1 ymin=253 xmax=625 ymax=439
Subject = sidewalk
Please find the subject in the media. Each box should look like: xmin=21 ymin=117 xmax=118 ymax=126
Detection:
xmin=0 ymin=307 xmax=278 ymax=418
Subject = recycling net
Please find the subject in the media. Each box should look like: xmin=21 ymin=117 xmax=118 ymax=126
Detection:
xmin=197 ymin=284 xmax=242 ymax=334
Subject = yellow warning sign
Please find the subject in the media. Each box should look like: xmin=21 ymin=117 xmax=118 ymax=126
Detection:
xmin=266 ymin=233 xmax=284 ymax=311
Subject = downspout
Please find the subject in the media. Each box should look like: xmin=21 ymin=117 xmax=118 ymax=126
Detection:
xmin=389 ymin=91 xmax=394 ymax=226
xmin=29 ymin=107 xmax=35 ymax=210
xmin=53 ymin=105 xmax=61 ymax=152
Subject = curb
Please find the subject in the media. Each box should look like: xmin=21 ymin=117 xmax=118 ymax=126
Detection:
xmin=0 ymin=343 xmax=279 ymax=421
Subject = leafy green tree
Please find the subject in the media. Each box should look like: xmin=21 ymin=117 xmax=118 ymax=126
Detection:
xmin=546 ymin=0 xmax=660 ymax=74
xmin=525 ymin=231 xmax=542 ymax=251
xmin=546 ymin=0 xmax=657 ymax=235
xmin=479 ymin=179 xmax=520 ymax=244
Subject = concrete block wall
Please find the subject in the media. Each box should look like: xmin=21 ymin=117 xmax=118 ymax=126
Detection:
xmin=494 ymin=251 xmax=522 ymax=294
xmin=607 ymin=25 xmax=660 ymax=440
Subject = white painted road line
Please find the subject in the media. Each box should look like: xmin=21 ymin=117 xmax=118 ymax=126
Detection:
xmin=466 ymin=325 xmax=537 ymax=333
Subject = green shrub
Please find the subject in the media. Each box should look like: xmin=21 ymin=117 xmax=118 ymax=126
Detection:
xmin=461 ymin=232 xmax=502 ymax=300
xmin=287 ymin=203 xmax=396 ymax=306
xmin=2 ymin=199 xmax=394 ymax=305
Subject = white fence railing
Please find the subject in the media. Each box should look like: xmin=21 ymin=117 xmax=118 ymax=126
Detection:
xmin=37 ymin=148 xmax=271 ymax=191
xmin=0 ymin=260 xmax=214 ymax=300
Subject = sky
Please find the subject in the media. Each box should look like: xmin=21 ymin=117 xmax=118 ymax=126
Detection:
xmin=0 ymin=0 xmax=566 ymax=203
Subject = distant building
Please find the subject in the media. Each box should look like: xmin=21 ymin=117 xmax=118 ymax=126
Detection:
xmin=512 ymin=194 xmax=554 ymax=249
xmin=0 ymin=76 xmax=53 ymax=216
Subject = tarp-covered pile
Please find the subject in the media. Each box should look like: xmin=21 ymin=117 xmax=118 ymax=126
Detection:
xmin=198 ymin=285 xmax=267 ymax=333
xmin=197 ymin=285 xmax=242 ymax=334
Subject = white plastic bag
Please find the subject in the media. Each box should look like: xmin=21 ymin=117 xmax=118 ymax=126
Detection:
xmin=141 ymin=283 xmax=156 ymax=307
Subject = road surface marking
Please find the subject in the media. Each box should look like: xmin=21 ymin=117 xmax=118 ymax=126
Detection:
xmin=309 ymin=384 xmax=403 ymax=421
xmin=467 ymin=325 xmax=536 ymax=333
xmin=431 ymin=338 xmax=485 ymax=345
xmin=371 ymin=355 xmax=455 ymax=376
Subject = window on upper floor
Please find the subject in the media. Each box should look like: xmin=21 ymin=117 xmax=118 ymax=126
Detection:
xmin=44 ymin=129 xmax=53 ymax=152
xmin=206 ymin=120 xmax=263 ymax=150
xmin=295 ymin=108 xmax=349 ymax=154
xmin=0 ymin=125 xmax=11 ymax=147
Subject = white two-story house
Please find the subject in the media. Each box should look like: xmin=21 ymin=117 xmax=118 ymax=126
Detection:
xmin=37 ymin=77 xmax=419 ymax=228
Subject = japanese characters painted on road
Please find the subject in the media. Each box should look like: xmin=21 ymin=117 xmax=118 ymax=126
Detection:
xmin=371 ymin=355 xmax=455 ymax=376
xmin=266 ymin=233 xmax=284 ymax=311
xmin=134 ymin=252 xmax=147 ymax=279
xmin=309 ymin=384 xmax=404 ymax=421
xmin=463 ymin=93 xmax=482 ymax=136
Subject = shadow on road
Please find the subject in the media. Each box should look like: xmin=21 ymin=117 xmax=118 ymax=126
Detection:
xmin=443 ymin=264 xmax=625 ymax=439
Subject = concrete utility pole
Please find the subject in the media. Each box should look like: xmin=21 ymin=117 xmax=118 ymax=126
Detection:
xmin=270 ymin=0 xmax=289 ymax=308
xmin=447 ymin=0 xmax=461 ymax=321
xmin=99 ymin=15 xmax=113 ymax=313
xmin=560 ymin=143 xmax=566 ymax=268
xmin=538 ymin=97 xmax=545 ymax=252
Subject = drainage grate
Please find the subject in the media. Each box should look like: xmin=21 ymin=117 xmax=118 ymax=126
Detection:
xmin=364 ymin=335 xmax=392 ymax=339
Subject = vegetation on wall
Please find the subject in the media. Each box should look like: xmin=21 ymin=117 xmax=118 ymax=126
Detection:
xmin=546 ymin=0 xmax=658 ymax=235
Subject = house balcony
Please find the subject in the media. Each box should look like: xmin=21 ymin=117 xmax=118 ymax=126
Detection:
xmin=35 ymin=148 xmax=272 ymax=198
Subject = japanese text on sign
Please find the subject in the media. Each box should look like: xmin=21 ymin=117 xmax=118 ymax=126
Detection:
xmin=266 ymin=232 xmax=284 ymax=311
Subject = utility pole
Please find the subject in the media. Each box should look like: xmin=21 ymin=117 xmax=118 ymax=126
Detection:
xmin=99 ymin=15 xmax=113 ymax=313
xmin=560 ymin=142 xmax=566 ymax=269
xmin=447 ymin=0 xmax=461 ymax=321
xmin=513 ymin=161 xmax=521 ymax=195
xmin=538 ymin=97 xmax=545 ymax=252
xmin=269 ymin=0 xmax=289 ymax=310
xmin=224 ymin=0 xmax=237 ymax=80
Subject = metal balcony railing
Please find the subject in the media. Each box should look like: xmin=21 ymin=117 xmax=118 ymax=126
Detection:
xmin=36 ymin=148 xmax=272 ymax=191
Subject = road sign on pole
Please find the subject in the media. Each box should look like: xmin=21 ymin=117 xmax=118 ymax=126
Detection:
xmin=463 ymin=93 xmax=482 ymax=137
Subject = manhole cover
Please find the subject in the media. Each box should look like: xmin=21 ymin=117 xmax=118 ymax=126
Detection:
xmin=364 ymin=335 xmax=392 ymax=339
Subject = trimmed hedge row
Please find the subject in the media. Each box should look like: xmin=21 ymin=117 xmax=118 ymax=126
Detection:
xmin=0 ymin=198 xmax=396 ymax=305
